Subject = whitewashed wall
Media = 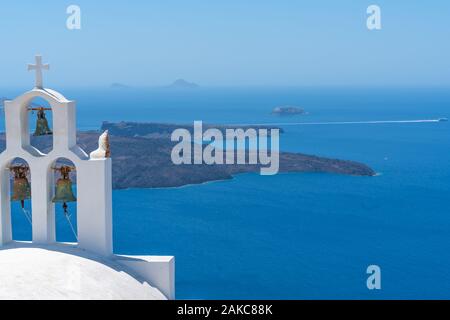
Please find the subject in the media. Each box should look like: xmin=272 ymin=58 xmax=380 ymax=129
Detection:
xmin=0 ymin=88 xmax=113 ymax=256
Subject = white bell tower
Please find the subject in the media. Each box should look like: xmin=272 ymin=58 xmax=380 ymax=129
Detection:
xmin=0 ymin=55 xmax=113 ymax=256
xmin=0 ymin=56 xmax=175 ymax=300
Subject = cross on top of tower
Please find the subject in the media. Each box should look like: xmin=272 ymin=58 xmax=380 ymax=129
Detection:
xmin=28 ymin=55 xmax=50 ymax=89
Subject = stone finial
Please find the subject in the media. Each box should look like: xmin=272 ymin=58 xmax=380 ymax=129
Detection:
xmin=90 ymin=130 xmax=111 ymax=159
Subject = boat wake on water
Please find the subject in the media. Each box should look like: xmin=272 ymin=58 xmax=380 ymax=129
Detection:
xmin=233 ymin=118 xmax=448 ymax=127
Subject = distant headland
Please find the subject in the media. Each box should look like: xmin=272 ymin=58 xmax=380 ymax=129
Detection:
xmin=272 ymin=106 xmax=306 ymax=116
xmin=0 ymin=122 xmax=375 ymax=189
xmin=165 ymin=79 xmax=199 ymax=89
xmin=109 ymin=79 xmax=199 ymax=90
xmin=110 ymin=83 xmax=130 ymax=89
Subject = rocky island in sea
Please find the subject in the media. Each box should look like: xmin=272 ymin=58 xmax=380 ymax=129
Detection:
xmin=0 ymin=122 xmax=375 ymax=189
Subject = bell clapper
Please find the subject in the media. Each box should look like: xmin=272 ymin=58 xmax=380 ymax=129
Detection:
xmin=63 ymin=202 xmax=71 ymax=217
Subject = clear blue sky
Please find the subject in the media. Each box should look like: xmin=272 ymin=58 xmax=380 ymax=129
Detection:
xmin=0 ymin=0 xmax=449 ymax=87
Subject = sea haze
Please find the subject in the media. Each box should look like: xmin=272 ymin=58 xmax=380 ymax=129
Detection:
xmin=5 ymin=86 xmax=450 ymax=299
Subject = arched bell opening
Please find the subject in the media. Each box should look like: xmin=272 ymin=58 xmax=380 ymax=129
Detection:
xmin=28 ymin=97 xmax=53 ymax=153
xmin=9 ymin=157 xmax=32 ymax=241
xmin=52 ymin=158 xmax=78 ymax=243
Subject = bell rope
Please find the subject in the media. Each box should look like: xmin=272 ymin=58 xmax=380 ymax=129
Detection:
xmin=63 ymin=203 xmax=78 ymax=241
xmin=21 ymin=202 xmax=32 ymax=226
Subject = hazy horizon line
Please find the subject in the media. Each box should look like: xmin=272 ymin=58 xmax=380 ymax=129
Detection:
xmin=1 ymin=84 xmax=450 ymax=92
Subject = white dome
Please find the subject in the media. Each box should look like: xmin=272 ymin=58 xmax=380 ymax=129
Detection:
xmin=0 ymin=243 xmax=167 ymax=300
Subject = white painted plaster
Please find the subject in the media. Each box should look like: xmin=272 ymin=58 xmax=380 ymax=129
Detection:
xmin=0 ymin=242 xmax=167 ymax=300
xmin=0 ymin=57 xmax=176 ymax=299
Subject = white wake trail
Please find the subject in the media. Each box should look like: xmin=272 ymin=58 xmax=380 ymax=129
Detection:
xmin=232 ymin=119 xmax=443 ymax=127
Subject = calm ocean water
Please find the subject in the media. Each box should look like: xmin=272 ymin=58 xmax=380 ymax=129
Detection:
xmin=5 ymin=86 xmax=450 ymax=299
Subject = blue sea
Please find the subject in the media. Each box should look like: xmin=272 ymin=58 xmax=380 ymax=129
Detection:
xmin=3 ymin=86 xmax=450 ymax=299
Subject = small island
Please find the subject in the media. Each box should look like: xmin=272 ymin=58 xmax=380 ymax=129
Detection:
xmin=272 ymin=106 xmax=306 ymax=116
xmin=0 ymin=122 xmax=375 ymax=189
xmin=166 ymin=79 xmax=199 ymax=89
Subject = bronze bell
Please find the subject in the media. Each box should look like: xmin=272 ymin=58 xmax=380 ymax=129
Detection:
xmin=52 ymin=166 xmax=76 ymax=204
xmin=32 ymin=107 xmax=53 ymax=136
xmin=11 ymin=165 xmax=31 ymax=208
